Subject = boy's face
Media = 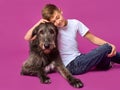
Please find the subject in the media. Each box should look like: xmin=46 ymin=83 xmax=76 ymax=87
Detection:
xmin=49 ymin=10 xmax=66 ymax=28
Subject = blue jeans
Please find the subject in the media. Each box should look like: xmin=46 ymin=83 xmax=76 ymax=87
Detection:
xmin=66 ymin=44 xmax=120 ymax=75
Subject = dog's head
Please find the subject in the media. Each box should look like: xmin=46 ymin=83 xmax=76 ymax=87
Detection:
xmin=31 ymin=22 xmax=58 ymax=54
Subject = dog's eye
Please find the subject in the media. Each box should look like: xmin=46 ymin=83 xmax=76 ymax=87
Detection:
xmin=50 ymin=30 xmax=54 ymax=34
xmin=39 ymin=30 xmax=44 ymax=34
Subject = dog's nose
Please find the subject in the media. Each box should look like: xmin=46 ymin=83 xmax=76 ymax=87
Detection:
xmin=44 ymin=43 xmax=50 ymax=49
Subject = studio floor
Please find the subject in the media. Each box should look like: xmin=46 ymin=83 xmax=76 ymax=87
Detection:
xmin=1 ymin=51 xmax=120 ymax=90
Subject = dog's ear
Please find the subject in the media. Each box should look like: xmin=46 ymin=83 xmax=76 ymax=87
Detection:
xmin=31 ymin=25 xmax=40 ymax=38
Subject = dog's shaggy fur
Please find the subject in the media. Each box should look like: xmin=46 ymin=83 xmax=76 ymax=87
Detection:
xmin=21 ymin=22 xmax=83 ymax=88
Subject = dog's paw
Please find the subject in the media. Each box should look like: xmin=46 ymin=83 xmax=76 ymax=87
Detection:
xmin=41 ymin=76 xmax=51 ymax=84
xmin=20 ymin=71 xmax=27 ymax=75
xmin=68 ymin=77 xmax=83 ymax=88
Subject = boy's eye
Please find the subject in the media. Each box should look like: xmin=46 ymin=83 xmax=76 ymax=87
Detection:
xmin=56 ymin=15 xmax=60 ymax=19
xmin=50 ymin=15 xmax=60 ymax=24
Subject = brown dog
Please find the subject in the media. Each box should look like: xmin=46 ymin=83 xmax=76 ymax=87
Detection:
xmin=21 ymin=22 xmax=83 ymax=88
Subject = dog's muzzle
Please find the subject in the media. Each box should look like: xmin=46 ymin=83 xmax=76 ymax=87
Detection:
xmin=39 ymin=41 xmax=56 ymax=54
xmin=43 ymin=43 xmax=51 ymax=54
xmin=44 ymin=42 xmax=56 ymax=54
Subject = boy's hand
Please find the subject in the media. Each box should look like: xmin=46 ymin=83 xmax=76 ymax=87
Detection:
xmin=107 ymin=44 xmax=116 ymax=57
xmin=39 ymin=19 xmax=49 ymax=23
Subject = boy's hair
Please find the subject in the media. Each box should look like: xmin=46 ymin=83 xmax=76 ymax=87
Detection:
xmin=42 ymin=4 xmax=59 ymax=21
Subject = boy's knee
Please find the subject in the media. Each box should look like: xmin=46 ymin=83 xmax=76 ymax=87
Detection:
xmin=101 ymin=43 xmax=112 ymax=54
xmin=94 ymin=43 xmax=112 ymax=56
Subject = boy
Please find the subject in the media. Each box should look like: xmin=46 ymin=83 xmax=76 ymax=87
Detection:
xmin=24 ymin=4 xmax=120 ymax=75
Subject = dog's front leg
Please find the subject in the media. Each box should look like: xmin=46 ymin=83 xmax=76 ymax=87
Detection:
xmin=56 ymin=64 xmax=83 ymax=88
xmin=37 ymin=68 xmax=51 ymax=84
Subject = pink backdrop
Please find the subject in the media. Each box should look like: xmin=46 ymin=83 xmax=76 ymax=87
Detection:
xmin=0 ymin=0 xmax=120 ymax=90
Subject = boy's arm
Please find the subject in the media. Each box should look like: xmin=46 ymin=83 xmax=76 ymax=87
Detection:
xmin=24 ymin=19 xmax=48 ymax=41
xmin=84 ymin=31 xmax=107 ymax=45
xmin=84 ymin=31 xmax=116 ymax=57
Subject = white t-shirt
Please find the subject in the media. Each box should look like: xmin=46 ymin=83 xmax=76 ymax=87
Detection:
xmin=58 ymin=19 xmax=89 ymax=66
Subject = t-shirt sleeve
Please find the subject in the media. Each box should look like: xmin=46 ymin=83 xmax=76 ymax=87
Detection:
xmin=77 ymin=20 xmax=89 ymax=37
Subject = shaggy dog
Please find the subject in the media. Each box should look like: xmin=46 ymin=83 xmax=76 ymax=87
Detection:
xmin=21 ymin=22 xmax=83 ymax=88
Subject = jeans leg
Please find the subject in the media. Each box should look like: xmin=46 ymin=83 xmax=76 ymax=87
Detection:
xmin=66 ymin=44 xmax=112 ymax=75
xmin=111 ymin=52 xmax=120 ymax=63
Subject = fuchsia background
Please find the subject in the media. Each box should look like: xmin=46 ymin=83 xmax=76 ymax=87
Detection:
xmin=0 ymin=0 xmax=120 ymax=90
